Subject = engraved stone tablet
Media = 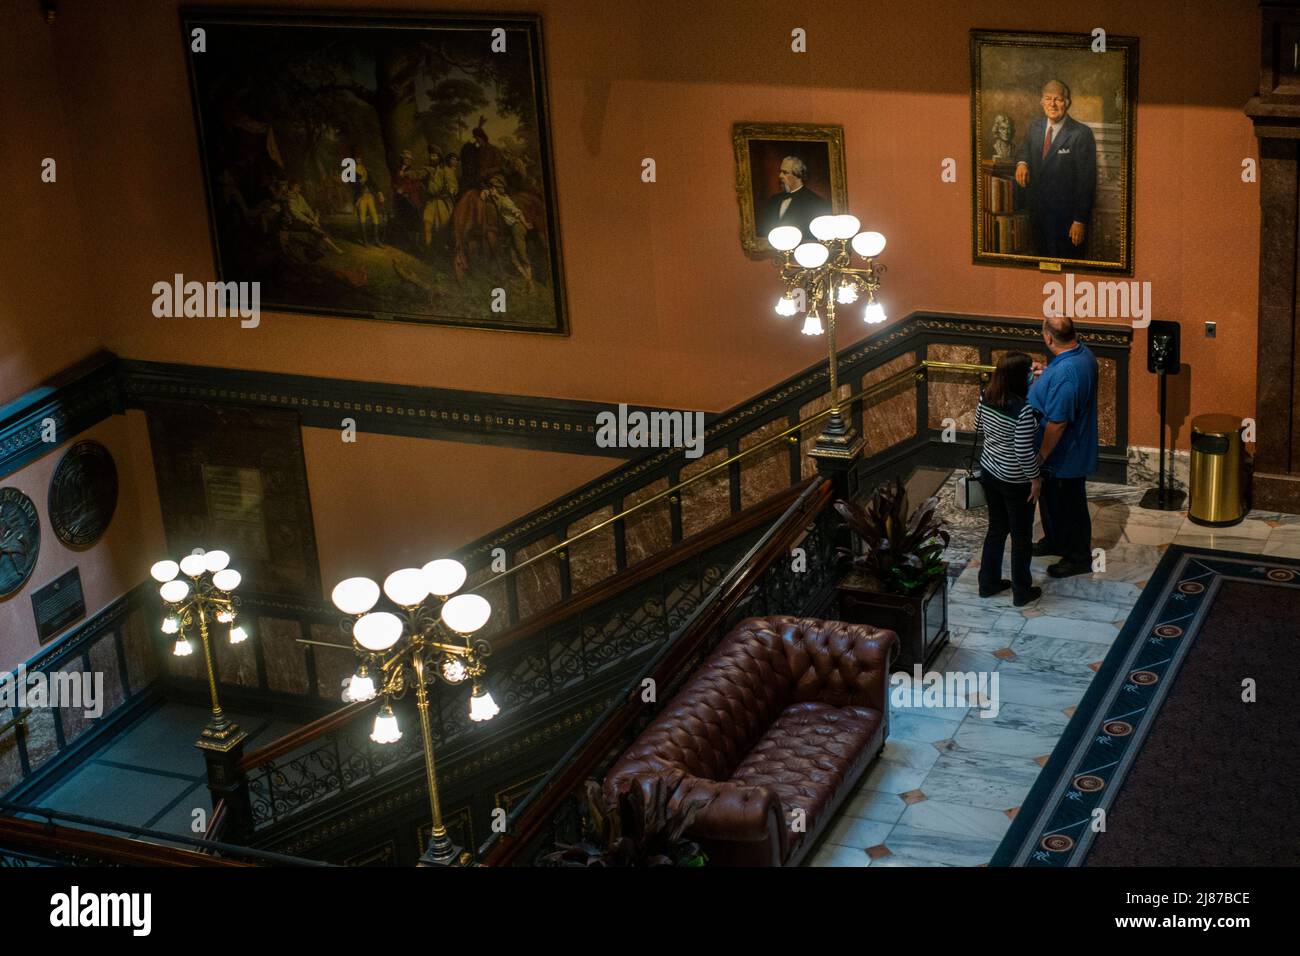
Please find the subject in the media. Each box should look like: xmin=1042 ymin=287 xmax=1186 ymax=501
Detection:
xmin=48 ymin=440 xmax=118 ymax=549
xmin=31 ymin=567 xmax=86 ymax=643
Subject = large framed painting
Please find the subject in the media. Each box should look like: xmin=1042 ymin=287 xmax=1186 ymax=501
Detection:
xmin=182 ymin=9 xmax=568 ymax=333
xmin=733 ymin=123 xmax=848 ymax=258
xmin=971 ymin=30 xmax=1138 ymax=274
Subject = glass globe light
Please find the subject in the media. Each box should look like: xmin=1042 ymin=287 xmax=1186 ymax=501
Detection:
xmin=836 ymin=283 xmax=859 ymax=305
xmin=801 ymin=311 xmax=824 ymax=336
xmin=161 ymin=616 xmax=180 ymax=635
xmin=863 ymin=300 xmax=887 ymax=324
xmin=766 ymin=225 xmax=803 ymax=251
xmin=851 ymin=231 xmax=886 ymax=258
xmin=832 ymin=214 xmax=861 ymax=240
xmin=344 ymin=669 xmax=376 ymax=703
xmin=353 ymin=611 xmax=403 ymax=652
xmin=441 ymin=593 xmax=491 ymax=635
xmin=173 ymin=637 xmax=193 ymax=657
xmin=229 ymin=625 xmax=248 ymax=645
xmin=371 ymin=705 xmax=402 ymax=744
xmin=775 ymin=294 xmax=799 ymax=317
xmin=159 ymin=580 xmax=190 ymax=604
xmin=441 ymin=656 xmax=468 ymax=683
xmin=793 ymin=242 xmax=830 ymax=269
xmin=150 ymin=560 xmax=179 ymax=583
xmin=422 ymin=558 xmax=467 ymax=598
xmin=808 ymin=215 xmax=838 ymax=242
xmin=469 ymin=684 xmax=500 ymax=722
xmin=180 ymin=554 xmax=207 ymax=578
xmin=383 ymin=568 xmax=430 ymax=607
xmin=203 ymin=550 xmax=230 ymax=573
xmin=212 ymin=569 xmax=241 ymax=592
xmin=331 ymin=577 xmax=380 ymax=616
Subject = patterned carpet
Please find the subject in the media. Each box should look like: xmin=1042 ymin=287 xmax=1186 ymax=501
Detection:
xmin=992 ymin=547 xmax=1300 ymax=866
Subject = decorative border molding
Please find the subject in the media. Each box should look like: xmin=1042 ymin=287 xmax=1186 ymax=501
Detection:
xmin=0 ymin=354 xmax=122 ymax=481
xmin=119 ymin=359 xmax=704 ymax=459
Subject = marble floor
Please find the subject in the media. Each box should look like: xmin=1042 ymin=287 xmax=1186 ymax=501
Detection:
xmin=807 ymin=476 xmax=1300 ymax=867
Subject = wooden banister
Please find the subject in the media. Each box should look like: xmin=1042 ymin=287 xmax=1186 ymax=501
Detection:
xmin=239 ymin=479 xmax=814 ymax=773
xmin=0 ymin=816 xmax=252 ymax=867
xmin=480 ymin=477 xmax=835 ymax=866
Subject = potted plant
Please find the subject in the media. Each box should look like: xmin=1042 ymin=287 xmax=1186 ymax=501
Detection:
xmin=834 ymin=477 xmax=951 ymax=671
xmin=540 ymin=775 xmax=712 ymax=867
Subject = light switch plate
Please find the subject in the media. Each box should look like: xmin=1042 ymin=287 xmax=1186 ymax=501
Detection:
xmin=1205 ymin=321 xmax=1217 ymax=338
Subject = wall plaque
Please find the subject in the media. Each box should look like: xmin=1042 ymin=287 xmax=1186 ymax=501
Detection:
xmin=0 ymin=487 xmax=40 ymax=599
xmin=31 ymin=567 xmax=86 ymax=643
xmin=147 ymin=406 xmax=321 ymax=598
xmin=48 ymin=439 xmax=119 ymax=549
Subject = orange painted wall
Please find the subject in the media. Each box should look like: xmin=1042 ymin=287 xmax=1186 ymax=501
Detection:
xmin=0 ymin=4 xmax=100 ymax=402
xmin=43 ymin=0 xmax=1259 ymax=450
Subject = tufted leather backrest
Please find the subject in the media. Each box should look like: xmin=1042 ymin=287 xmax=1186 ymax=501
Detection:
xmin=606 ymin=616 xmax=897 ymax=784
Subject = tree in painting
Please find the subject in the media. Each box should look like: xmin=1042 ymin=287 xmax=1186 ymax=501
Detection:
xmin=187 ymin=16 xmax=564 ymax=332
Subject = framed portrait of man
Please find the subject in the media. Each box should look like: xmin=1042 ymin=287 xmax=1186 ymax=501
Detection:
xmin=733 ymin=123 xmax=848 ymax=257
xmin=970 ymin=30 xmax=1138 ymax=274
xmin=182 ymin=9 xmax=568 ymax=334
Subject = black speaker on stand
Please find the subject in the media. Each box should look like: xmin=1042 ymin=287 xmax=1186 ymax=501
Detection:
xmin=1139 ymin=320 xmax=1187 ymax=511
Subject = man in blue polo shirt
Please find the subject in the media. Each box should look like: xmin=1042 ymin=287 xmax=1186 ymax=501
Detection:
xmin=1028 ymin=314 xmax=1098 ymax=578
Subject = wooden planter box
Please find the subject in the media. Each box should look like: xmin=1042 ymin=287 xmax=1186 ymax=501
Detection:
xmin=837 ymin=569 xmax=949 ymax=672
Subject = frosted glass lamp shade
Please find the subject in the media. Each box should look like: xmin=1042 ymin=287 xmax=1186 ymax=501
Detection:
xmin=229 ymin=625 xmax=248 ymax=644
xmin=469 ymin=685 xmax=500 ymax=722
xmin=441 ymin=594 xmax=491 ymax=635
xmin=212 ymin=569 xmax=241 ymax=592
xmin=851 ymin=231 xmax=886 ymax=258
xmin=767 ymin=225 xmax=803 ymax=251
xmin=179 ymin=554 xmax=208 ymax=578
xmin=173 ymin=637 xmax=193 ymax=657
xmin=801 ymin=312 xmax=824 ymax=336
xmin=150 ymin=560 xmax=179 ymax=583
xmin=808 ymin=215 xmax=838 ymax=242
xmin=383 ymin=568 xmax=430 ymax=607
xmin=159 ymin=580 xmax=190 ymax=604
xmin=370 ymin=705 xmax=402 ymax=744
xmin=344 ymin=671 xmax=376 ymax=703
xmin=775 ymin=294 xmax=799 ymax=317
xmin=203 ymin=550 xmax=230 ymax=573
xmin=836 ymin=283 xmax=858 ymax=305
xmin=353 ymin=611 xmax=403 ymax=652
xmin=422 ymin=558 xmax=467 ymax=598
xmin=161 ymin=616 xmax=180 ymax=635
xmin=332 ymin=577 xmax=380 ymax=616
xmin=793 ymin=242 xmax=829 ymax=269
xmin=832 ymin=214 xmax=861 ymax=240
xmin=863 ymin=301 xmax=887 ymax=325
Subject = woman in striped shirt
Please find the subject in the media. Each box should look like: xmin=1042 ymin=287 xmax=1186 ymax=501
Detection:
xmin=975 ymin=351 xmax=1044 ymax=606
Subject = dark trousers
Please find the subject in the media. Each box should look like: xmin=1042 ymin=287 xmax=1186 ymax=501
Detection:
xmin=1039 ymin=473 xmax=1092 ymax=564
xmin=978 ymin=473 xmax=1035 ymax=601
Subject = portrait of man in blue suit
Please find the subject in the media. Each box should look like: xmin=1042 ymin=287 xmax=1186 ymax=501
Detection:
xmin=1014 ymin=79 xmax=1097 ymax=259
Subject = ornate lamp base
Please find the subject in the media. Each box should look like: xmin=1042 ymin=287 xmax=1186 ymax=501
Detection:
xmin=418 ymin=832 xmax=470 ymax=867
xmin=195 ymin=714 xmax=246 ymax=753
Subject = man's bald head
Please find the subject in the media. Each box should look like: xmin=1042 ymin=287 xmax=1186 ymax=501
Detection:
xmin=1043 ymin=314 xmax=1077 ymax=346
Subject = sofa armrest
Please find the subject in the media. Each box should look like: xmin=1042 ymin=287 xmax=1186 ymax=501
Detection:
xmin=675 ymin=776 xmax=787 ymax=866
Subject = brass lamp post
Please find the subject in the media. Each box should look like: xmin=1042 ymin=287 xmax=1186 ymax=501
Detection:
xmin=151 ymin=550 xmax=249 ymax=752
xmin=330 ymin=558 xmax=498 ymax=867
xmin=768 ymin=215 xmax=887 ymax=466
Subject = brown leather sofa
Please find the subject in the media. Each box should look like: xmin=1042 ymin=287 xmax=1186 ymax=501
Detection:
xmin=604 ymin=615 xmax=898 ymax=866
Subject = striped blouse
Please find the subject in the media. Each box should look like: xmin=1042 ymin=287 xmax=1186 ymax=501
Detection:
xmin=975 ymin=399 xmax=1041 ymax=483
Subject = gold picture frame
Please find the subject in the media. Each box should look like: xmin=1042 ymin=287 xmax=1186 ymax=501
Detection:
xmin=733 ymin=123 xmax=848 ymax=258
xmin=970 ymin=30 xmax=1139 ymax=274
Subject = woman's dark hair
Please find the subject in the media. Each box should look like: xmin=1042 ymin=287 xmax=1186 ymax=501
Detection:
xmin=984 ymin=351 xmax=1033 ymax=410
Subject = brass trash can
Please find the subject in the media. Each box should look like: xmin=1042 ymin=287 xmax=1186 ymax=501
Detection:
xmin=1188 ymin=413 xmax=1246 ymax=527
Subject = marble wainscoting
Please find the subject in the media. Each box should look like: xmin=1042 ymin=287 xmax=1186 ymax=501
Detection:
xmin=860 ymin=354 xmax=920 ymax=458
xmin=808 ymin=474 xmax=1290 ymax=867
xmin=926 ymin=344 xmax=981 ymax=432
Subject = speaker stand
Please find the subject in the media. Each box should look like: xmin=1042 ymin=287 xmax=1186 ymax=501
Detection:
xmin=1139 ymin=367 xmax=1186 ymax=511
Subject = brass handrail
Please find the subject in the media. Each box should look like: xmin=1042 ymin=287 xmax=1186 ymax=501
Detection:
xmin=0 ymin=708 xmax=31 ymax=738
xmin=468 ymin=359 xmax=993 ymax=591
